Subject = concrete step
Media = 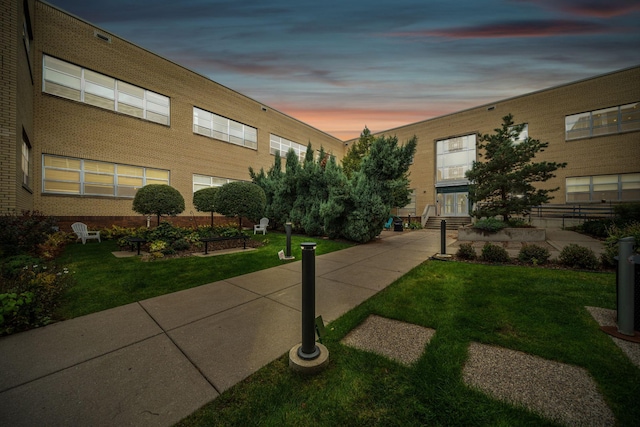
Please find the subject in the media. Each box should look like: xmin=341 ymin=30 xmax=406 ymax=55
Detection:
xmin=425 ymin=217 xmax=471 ymax=230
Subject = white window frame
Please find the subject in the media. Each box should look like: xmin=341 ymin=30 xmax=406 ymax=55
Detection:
xmin=42 ymin=55 xmax=170 ymax=125
xmin=566 ymin=173 xmax=640 ymax=202
xmin=270 ymin=134 xmax=307 ymax=162
xmin=42 ymin=155 xmax=170 ymax=198
xmin=192 ymin=174 xmax=240 ymax=192
xmin=193 ymin=107 xmax=257 ymax=149
xmin=21 ymin=137 xmax=31 ymax=187
xmin=565 ymin=102 xmax=640 ymax=140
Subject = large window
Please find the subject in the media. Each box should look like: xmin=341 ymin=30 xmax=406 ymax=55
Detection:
xmin=436 ymin=134 xmax=476 ymax=183
xmin=42 ymin=55 xmax=170 ymax=125
xmin=192 ymin=174 xmax=239 ymax=192
xmin=565 ymin=102 xmax=640 ymax=140
xmin=270 ymin=134 xmax=307 ymax=162
xmin=42 ymin=155 xmax=169 ymax=198
xmin=193 ymin=107 xmax=257 ymax=149
xmin=566 ymin=173 xmax=640 ymax=202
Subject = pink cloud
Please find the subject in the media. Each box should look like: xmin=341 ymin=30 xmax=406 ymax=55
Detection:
xmin=514 ymin=0 xmax=640 ymax=18
xmin=386 ymin=20 xmax=608 ymax=39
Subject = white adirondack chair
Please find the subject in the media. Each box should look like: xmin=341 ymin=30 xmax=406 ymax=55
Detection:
xmin=254 ymin=217 xmax=269 ymax=235
xmin=72 ymin=222 xmax=101 ymax=244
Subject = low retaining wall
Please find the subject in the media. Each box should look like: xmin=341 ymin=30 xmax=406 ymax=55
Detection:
xmin=458 ymin=227 xmax=546 ymax=242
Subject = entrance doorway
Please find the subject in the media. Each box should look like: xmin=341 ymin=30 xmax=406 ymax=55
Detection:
xmin=437 ymin=191 xmax=469 ymax=216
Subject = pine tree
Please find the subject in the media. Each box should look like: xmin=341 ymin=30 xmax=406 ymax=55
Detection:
xmin=342 ymin=126 xmax=375 ymax=178
xmin=466 ymin=114 xmax=567 ymax=222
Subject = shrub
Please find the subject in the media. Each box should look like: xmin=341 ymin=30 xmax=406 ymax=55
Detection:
xmin=473 ymin=218 xmax=507 ymax=232
xmin=559 ymin=244 xmax=599 ymax=270
xmin=146 ymin=221 xmax=186 ymax=244
xmin=193 ymin=187 xmax=219 ymax=227
xmin=601 ymin=221 xmax=640 ymax=268
xmin=0 ymin=211 xmax=58 ymax=257
xmin=507 ymin=218 xmax=530 ymax=228
xmin=580 ymin=219 xmax=613 ymax=238
xmin=170 ymin=238 xmax=191 ymax=252
xmin=37 ymin=231 xmax=73 ymax=260
xmin=0 ymin=263 xmax=74 ymax=335
xmin=132 ymin=184 xmax=185 ymax=226
xmin=480 ymin=243 xmax=510 ymax=263
xmin=614 ymin=202 xmax=640 ymax=225
xmin=1 ymin=255 xmax=42 ymax=279
xmin=406 ymin=222 xmax=422 ymax=230
xmin=518 ymin=244 xmax=550 ymax=265
xmin=215 ymin=181 xmax=266 ymax=231
xmin=456 ymin=243 xmax=477 ymax=260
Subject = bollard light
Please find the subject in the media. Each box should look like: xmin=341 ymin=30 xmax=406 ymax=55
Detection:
xmin=617 ymin=237 xmax=636 ymax=336
xmin=298 ymin=242 xmax=320 ymax=360
xmin=440 ymin=220 xmax=446 ymax=255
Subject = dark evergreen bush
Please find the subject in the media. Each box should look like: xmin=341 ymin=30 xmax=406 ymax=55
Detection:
xmin=480 ymin=243 xmax=510 ymax=263
xmin=456 ymin=243 xmax=477 ymax=260
xmin=517 ymin=244 xmax=550 ymax=265
xmin=473 ymin=218 xmax=507 ymax=232
xmin=559 ymin=244 xmax=599 ymax=270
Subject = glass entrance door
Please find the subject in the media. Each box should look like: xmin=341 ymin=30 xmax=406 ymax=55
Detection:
xmin=437 ymin=192 xmax=469 ymax=216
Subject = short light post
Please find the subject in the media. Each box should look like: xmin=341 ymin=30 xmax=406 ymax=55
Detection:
xmin=284 ymin=222 xmax=294 ymax=260
xmin=440 ymin=220 xmax=446 ymax=255
xmin=617 ymin=237 xmax=636 ymax=336
xmin=289 ymin=242 xmax=329 ymax=373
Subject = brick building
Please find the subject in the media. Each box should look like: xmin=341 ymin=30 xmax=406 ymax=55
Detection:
xmin=2 ymin=0 xmax=639 ymax=230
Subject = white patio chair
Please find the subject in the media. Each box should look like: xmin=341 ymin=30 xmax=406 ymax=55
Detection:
xmin=71 ymin=222 xmax=101 ymax=244
xmin=254 ymin=217 xmax=269 ymax=235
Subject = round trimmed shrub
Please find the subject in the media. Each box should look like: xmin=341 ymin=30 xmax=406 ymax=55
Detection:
xmin=480 ymin=243 xmax=510 ymax=263
xmin=132 ymin=184 xmax=185 ymax=226
xmin=518 ymin=244 xmax=550 ymax=265
xmin=456 ymin=243 xmax=477 ymax=260
xmin=559 ymin=244 xmax=599 ymax=270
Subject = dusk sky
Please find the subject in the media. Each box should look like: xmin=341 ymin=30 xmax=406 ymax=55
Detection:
xmin=47 ymin=0 xmax=640 ymax=140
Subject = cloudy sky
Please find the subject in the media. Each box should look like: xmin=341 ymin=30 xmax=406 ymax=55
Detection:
xmin=47 ymin=0 xmax=640 ymax=140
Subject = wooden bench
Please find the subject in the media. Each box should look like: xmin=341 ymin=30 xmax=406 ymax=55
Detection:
xmin=200 ymin=235 xmax=248 ymax=255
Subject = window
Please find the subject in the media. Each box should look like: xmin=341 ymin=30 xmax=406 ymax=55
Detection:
xmin=21 ymin=134 xmax=31 ymax=187
xmin=270 ymin=134 xmax=307 ymax=162
xmin=436 ymin=134 xmax=476 ymax=184
xmin=566 ymin=173 xmax=640 ymax=202
xmin=193 ymin=107 xmax=257 ymax=149
xmin=43 ymin=55 xmax=170 ymax=125
xmin=42 ymin=155 xmax=169 ymax=198
xmin=565 ymin=102 xmax=640 ymax=140
xmin=192 ymin=174 xmax=239 ymax=192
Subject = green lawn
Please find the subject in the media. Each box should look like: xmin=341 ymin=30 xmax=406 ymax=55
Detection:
xmin=56 ymin=233 xmax=352 ymax=319
xmin=177 ymin=261 xmax=639 ymax=427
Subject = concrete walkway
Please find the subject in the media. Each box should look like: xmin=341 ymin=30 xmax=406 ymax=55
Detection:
xmin=0 ymin=229 xmax=604 ymax=426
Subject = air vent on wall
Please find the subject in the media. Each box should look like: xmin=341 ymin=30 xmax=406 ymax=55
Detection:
xmin=94 ymin=31 xmax=112 ymax=43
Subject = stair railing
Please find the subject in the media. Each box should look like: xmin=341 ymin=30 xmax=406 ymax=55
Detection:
xmin=421 ymin=204 xmax=436 ymax=227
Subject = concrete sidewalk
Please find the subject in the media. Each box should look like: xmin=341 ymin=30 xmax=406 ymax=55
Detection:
xmin=0 ymin=230 xmax=443 ymax=427
xmin=0 ymin=228 xmax=604 ymax=426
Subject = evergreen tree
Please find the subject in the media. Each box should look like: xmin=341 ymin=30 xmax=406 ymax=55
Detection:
xmin=342 ymin=126 xmax=375 ymax=178
xmin=466 ymin=114 xmax=567 ymax=222
xmin=215 ymin=181 xmax=266 ymax=231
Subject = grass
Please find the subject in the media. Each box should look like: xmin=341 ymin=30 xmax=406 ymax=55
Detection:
xmin=56 ymin=232 xmax=352 ymax=319
xmin=176 ymin=261 xmax=640 ymax=427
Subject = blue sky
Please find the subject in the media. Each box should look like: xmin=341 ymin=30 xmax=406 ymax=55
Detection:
xmin=47 ymin=0 xmax=640 ymax=140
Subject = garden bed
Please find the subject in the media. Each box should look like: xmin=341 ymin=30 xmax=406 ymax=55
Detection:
xmin=458 ymin=226 xmax=546 ymax=242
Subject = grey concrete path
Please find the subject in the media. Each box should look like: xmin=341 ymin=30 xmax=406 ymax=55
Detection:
xmin=0 ymin=228 xmax=604 ymax=426
xmin=0 ymin=229 xmax=442 ymax=427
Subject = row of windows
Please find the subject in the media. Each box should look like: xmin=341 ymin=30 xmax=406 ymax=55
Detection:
xmin=192 ymin=174 xmax=240 ymax=192
xmin=565 ymin=102 xmax=640 ymax=140
xmin=193 ymin=107 xmax=257 ymax=149
xmin=270 ymin=135 xmax=308 ymax=162
xmin=566 ymin=173 xmax=640 ymax=203
xmin=42 ymin=155 xmax=170 ymax=198
xmin=43 ymin=55 xmax=171 ymax=126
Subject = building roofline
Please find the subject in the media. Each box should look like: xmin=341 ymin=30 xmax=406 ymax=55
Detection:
xmin=38 ymin=0 xmax=343 ymax=144
xmin=362 ymin=64 xmax=640 ymax=142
